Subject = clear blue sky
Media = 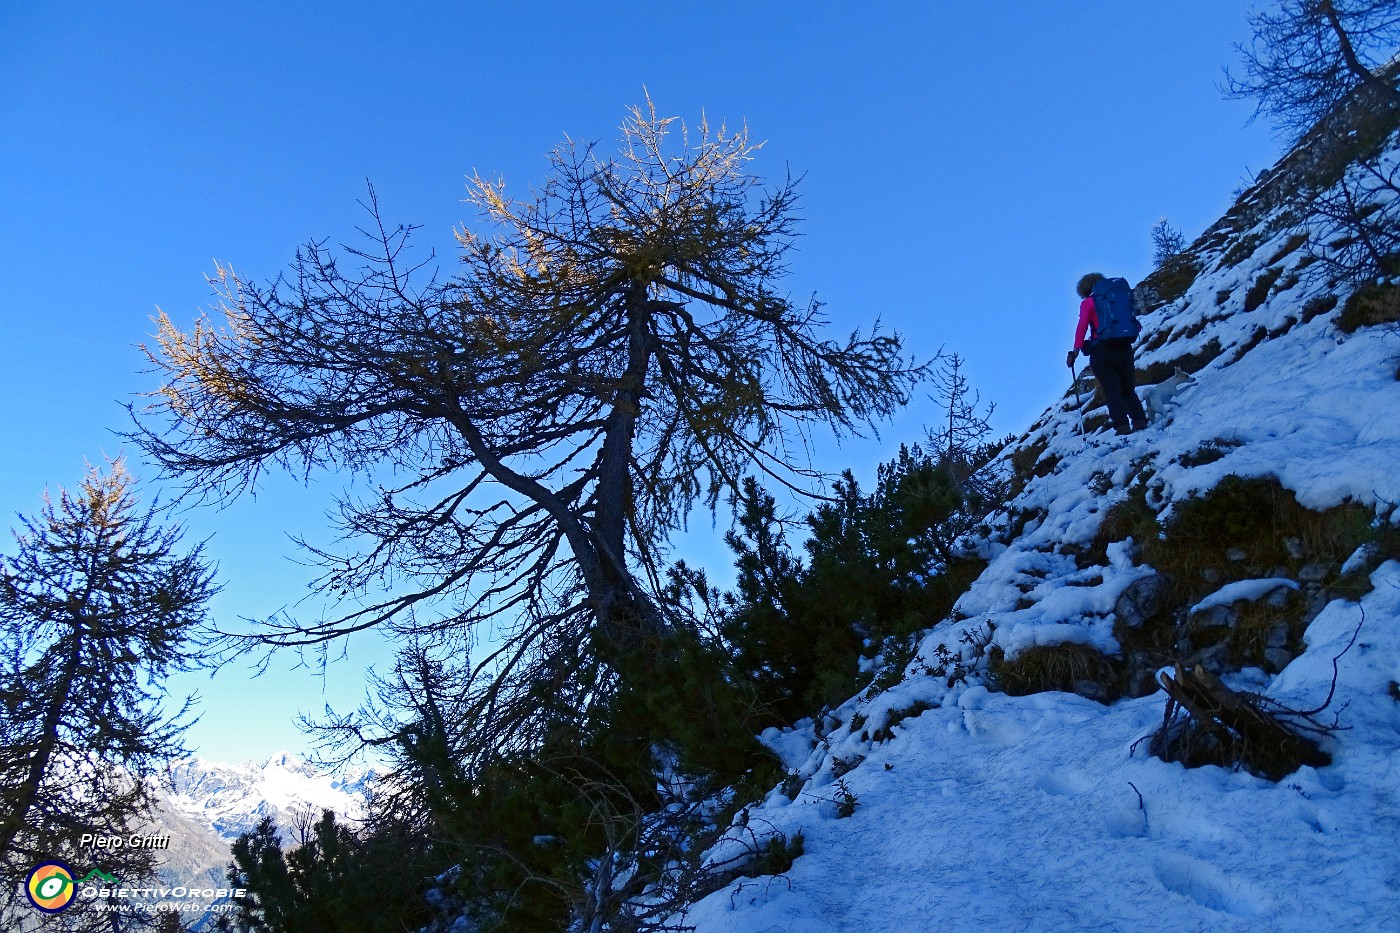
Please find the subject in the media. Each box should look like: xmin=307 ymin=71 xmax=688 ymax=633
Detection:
xmin=0 ymin=1 xmax=1279 ymax=765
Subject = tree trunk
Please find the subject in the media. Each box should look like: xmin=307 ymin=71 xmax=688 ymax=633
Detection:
xmin=1322 ymin=0 xmax=1400 ymax=104
xmin=0 ymin=629 xmax=82 ymax=859
xmin=590 ymin=286 xmax=667 ymax=643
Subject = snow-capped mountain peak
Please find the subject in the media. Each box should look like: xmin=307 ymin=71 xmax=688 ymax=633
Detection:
xmin=165 ymin=753 xmax=375 ymax=843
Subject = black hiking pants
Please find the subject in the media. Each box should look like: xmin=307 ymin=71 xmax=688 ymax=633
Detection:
xmin=1088 ymin=339 xmax=1147 ymax=433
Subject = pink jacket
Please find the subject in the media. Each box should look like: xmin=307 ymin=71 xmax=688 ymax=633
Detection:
xmin=1073 ymin=296 xmax=1098 ymax=350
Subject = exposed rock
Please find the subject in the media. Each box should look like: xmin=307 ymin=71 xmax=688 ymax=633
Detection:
xmin=1298 ymin=562 xmax=1330 ymax=583
xmin=1264 ymin=646 xmax=1293 ymax=671
xmin=1284 ymin=537 xmax=1306 ymax=560
xmin=1302 ymin=591 xmax=1332 ymax=627
xmin=1114 ymin=573 xmax=1170 ymax=628
xmin=1126 ymin=651 xmax=1162 ymax=698
xmin=1133 ymin=282 xmax=1163 ymax=313
xmin=1187 ymin=642 xmax=1232 ymax=675
xmin=1226 ymin=547 xmax=1248 ymax=562
xmin=1266 ymin=622 xmax=1290 ymax=649
xmin=1192 ymin=604 xmax=1239 ymax=631
xmin=1073 ymin=679 xmax=1111 ymax=704
xmin=1200 ymin=567 xmax=1222 ymax=584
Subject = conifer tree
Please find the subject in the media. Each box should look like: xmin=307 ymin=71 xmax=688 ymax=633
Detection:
xmin=133 ymin=99 xmax=927 ymax=754
xmin=1151 ymin=218 xmax=1188 ymax=271
xmin=220 ymin=811 xmax=434 ymax=933
xmin=0 ymin=461 xmax=216 ymax=930
xmin=1223 ymin=3 xmax=1400 ymax=283
xmin=1224 ymin=0 xmax=1400 ymax=143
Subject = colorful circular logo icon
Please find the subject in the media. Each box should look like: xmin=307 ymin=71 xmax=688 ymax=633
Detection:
xmin=25 ymin=861 xmax=76 ymax=913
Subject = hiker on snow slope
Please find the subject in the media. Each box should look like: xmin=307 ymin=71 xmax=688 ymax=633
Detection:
xmin=1066 ymin=272 xmax=1148 ymax=436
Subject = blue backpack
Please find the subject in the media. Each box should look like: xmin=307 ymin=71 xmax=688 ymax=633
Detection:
xmin=1086 ymin=277 xmax=1141 ymax=347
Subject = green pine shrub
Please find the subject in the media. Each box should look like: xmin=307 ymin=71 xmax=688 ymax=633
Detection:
xmin=717 ymin=479 xmax=867 ymax=722
xmin=375 ymin=625 xmax=784 ymax=933
xmin=430 ymin=704 xmax=778 ymax=933
xmin=721 ymin=441 xmax=998 ymax=726
xmin=1178 ymin=438 xmax=1244 ymax=467
xmin=750 ymin=831 xmax=804 ymax=876
xmin=224 ymin=811 xmax=439 ymax=933
xmin=609 ymin=630 xmax=779 ymax=782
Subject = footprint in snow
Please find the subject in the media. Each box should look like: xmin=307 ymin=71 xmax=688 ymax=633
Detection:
xmin=1103 ymin=804 xmax=1147 ymax=838
xmin=1035 ymin=770 xmax=1095 ymax=797
xmin=1153 ymin=853 xmax=1271 ymax=917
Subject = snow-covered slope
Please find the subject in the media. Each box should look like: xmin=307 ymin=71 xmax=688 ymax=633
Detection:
xmin=674 ymin=124 xmax=1400 ymax=930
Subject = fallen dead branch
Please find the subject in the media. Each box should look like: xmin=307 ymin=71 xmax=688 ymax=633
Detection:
xmin=1150 ymin=663 xmax=1333 ymax=781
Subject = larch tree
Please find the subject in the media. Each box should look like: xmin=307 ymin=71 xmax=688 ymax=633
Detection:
xmin=133 ymin=99 xmax=928 ymax=753
xmin=1150 ymin=218 xmax=1188 ymax=271
xmin=0 ymin=461 xmax=216 ymax=930
xmin=1223 ymin=0 xmax=1400 ymax=143
xmin=1224 ymin=2 xmax=1400 ymax=283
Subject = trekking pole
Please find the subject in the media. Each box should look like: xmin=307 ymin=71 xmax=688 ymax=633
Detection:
xmin=1068 ymin=360 xmax=1084 ymax=435
xmin=1069 ymin=361 xmax=1083 ymax=405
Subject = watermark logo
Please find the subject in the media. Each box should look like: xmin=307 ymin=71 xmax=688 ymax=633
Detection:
xmin=23 ymin=859 xmax=244 ymax=920
xmin=24 ymin=863 xmax=119 ymax=914
xmin=25 ymin=861 xmax=76 ymax=913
